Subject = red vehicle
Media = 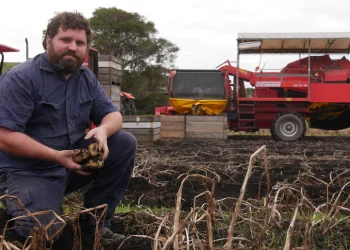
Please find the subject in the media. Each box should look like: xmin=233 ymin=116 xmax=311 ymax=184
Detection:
xmin=0 ymin=44 xmax=19 ymax=75
xmin=156 ymin=33 xmax=350 ymax=141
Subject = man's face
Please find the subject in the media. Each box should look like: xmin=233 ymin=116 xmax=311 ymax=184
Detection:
xmin=46 ymin=27 xmax=88 ymax=75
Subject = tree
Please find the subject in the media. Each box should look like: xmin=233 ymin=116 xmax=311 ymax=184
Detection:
xmin=121 ymin=65 xmax=170 ymax=113
xmin=90 ymin=7 xmax=179 ymax=72
xmin=90 ymin=7 xmax=179 ymax=113
xmin=246 ymin=88 xmax=254 ymax=97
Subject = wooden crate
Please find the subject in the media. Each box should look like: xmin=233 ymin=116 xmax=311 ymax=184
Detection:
xmin=185 ymin=116 xmax=227 ymax=140
xmin=98 ymin=55 xmax=122 ymax=70
xmin=98 ymin=55 xmax=122 ymax=86
xmin=101 ymin=84 xmax=111 ymax=97
xmin=113 ymin=101 xmax=121 ymax=110
xmin=122 ymin=116 xmax=161 ymax=144
xmin=99 ymin=67 xmax=122 ymax=77
xmin=98 ymin=55 xmax=122 ymax=110
xmin=111 ymin=85 xmax=120 ymax=102
xmin=160 ymin=116 xmax=185 ymax=139
xmin=160 ymin=115 xmax=227 ymax=140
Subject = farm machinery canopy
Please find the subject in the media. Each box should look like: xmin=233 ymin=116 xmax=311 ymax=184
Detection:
xmin=158 ymin=32 xmax=350 ymax=141
xmin=237 ymin=32 xmax=350 ymax=54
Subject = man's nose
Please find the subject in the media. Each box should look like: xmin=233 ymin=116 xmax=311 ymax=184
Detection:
xmin=67 ymin=42 xmax=77 ymax=51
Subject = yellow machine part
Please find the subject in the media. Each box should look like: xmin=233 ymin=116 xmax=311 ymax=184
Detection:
xmin=169 ymin=98 xmax=227 ymax=115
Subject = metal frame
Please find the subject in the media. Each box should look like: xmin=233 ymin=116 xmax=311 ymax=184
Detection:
xmin=237 ymin=32 xmax=350 ymax=54
xmin=235 ymin=33 xmax=350 ymax=102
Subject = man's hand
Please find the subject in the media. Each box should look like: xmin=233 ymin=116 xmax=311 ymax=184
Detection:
xmin=84 ymin=127 xmax=109 ymax=159
xmin=84 ymin=112 xmax=122 ymax=160
xmin=54 ymin=150 xmax=91 ymax=176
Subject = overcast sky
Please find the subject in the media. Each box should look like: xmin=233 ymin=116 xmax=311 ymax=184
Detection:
xmin=2 ymin=0 xmax=350 ymax=71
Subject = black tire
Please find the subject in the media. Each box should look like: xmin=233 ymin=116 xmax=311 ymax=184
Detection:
xmin=270 ymin=128 xmax=280 ymax=140
xmin=271 ymin=113 xmax=306 ymax=142
xmin=302 ymin=122 xmax=307 ymax=138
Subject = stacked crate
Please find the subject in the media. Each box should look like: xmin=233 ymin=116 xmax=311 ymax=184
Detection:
xmin=185 ymin=116 xmax=227 ymax=139
xmin=98 ymin=55 xmax=122 ymax=110
xmin=122 ymin=116 xmax=161 ymax=144
xmin=160 ymin=115 xmax=227 ymax=140
xmin=160 ymin=116 xmax=185 ymax=139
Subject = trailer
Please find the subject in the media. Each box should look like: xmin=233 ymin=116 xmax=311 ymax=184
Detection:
xmin=156 ymin=32 xmax=350 ymax=141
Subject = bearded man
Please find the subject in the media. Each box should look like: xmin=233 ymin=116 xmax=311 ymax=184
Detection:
xmin=0 ymin=11 xmax=136 ymax=243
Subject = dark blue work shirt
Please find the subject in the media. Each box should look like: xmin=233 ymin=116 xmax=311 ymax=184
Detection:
xmin=0 ymin=52 xmax=118 ymax=177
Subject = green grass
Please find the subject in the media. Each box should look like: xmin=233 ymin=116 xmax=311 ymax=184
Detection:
xmin=2 ymin=62 xmax=20 ymax=74
xmin=114 ymin=202 xmax=172 ymax=214
xmin=61 ymin=200 xmax=172 ymax=215
xmin=115 ymin=203 xmax=135 ymax=213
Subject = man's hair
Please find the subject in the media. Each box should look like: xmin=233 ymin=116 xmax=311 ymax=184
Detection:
xmin=42 ymin=11 xmax=93 ymax=50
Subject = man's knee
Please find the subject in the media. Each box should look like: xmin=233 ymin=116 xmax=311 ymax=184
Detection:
xmin=108 ymin=130 xmax=137 ymax=157
xmin=4 ymin=175 xmax=66 ymax=240
xmin=6 ymin=195 xmax=64 ymax=239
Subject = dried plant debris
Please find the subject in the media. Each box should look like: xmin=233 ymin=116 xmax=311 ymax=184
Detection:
xmin=2 ymin=136 xmax=350 ymax=250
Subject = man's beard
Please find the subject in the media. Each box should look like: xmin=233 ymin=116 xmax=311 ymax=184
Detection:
xmin=47 ymin=46 xmax=86 ymax=75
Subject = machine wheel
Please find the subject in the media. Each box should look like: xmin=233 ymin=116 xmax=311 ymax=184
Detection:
xmin=270 ymin=128 xmax=280 ymax=140
xmin=271 ymin=113 xmax=306 ymax=142
xmin=302 ymin=122 xmax=307 ymax=138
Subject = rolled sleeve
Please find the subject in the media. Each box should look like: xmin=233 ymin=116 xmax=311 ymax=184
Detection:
xmin=90 ymin=78 xmax=118 ymax=125
xmin=0 ymin=72 xmax=34 ymax=132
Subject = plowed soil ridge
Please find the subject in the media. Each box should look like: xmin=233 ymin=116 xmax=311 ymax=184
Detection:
xmin=126 ymin=136 xmax=350 ymax=210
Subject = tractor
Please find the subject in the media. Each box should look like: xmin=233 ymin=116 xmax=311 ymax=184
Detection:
xmin=156 ymin=32 xmax=350 ymax=141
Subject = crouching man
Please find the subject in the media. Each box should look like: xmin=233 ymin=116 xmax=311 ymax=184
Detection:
xmin=0 ymin=11 xmax=136 ymax=242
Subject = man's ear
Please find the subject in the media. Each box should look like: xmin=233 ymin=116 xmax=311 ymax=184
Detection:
xmin=45 ymin=35 xmax=51 ymax=50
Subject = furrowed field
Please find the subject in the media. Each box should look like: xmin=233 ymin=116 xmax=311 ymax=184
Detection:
xmin=1 ymin=133 xmax=350 ymax=249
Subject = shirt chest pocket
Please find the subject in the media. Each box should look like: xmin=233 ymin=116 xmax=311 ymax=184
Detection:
xmin=76 ymin=98 xmax=93 ymax=124
xmin=32 ymin=101 xmax=60 ymax=124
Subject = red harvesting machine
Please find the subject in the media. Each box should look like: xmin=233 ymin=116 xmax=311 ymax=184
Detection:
xmin=156 ymin=33 xmax=350 ymax=141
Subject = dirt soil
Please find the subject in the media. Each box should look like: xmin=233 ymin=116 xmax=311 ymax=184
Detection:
xmin=1 ymin=135 xmax=349 ymax=249
xmin=114 ymin=135 xmax=350 ymax=250
xmin=125 ymin=135 xmax=350 ymax=209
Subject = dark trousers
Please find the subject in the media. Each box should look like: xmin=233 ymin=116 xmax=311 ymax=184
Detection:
xmin=0 ymin=131 xmax=136 ymax=239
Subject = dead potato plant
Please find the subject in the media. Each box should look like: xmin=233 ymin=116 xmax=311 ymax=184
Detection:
xmin=0 ymin=195 xmax=108 ymax=250
xmin=127 ymin=141 xmax=349 ymax=250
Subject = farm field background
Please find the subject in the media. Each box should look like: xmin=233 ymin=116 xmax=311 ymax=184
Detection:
xmin=1 ymin=133 xmax=349 ymax=249
xmin=109 ymin=134 xmax=350 ymax=249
